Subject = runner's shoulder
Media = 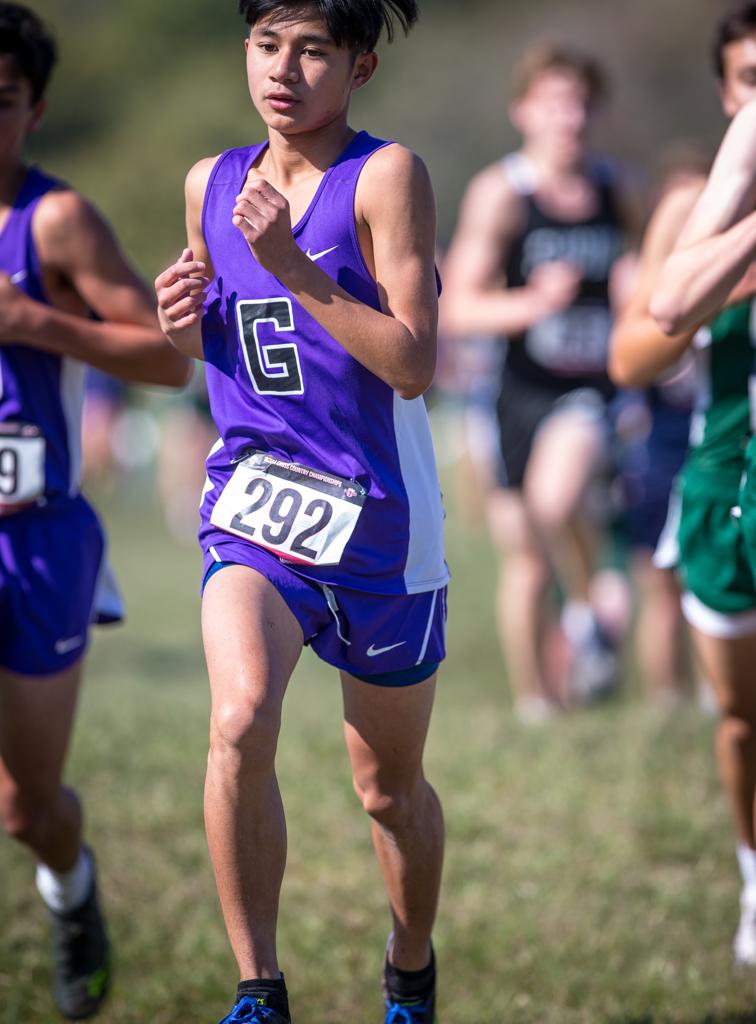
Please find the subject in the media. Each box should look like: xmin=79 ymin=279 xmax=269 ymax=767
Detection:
xmin=185 ymin=155 xmax=222 ymax=207
xmin=33 ymin=187 xmax=97 ymax=245
xmin=458 ymin=159 xmax=525 ymax=236
xmin=357 ymin=143 xmax=432 ymax=210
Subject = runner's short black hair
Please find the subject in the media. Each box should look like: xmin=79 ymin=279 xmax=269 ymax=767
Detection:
xmin=714 ymin=2 xmax=756 ymax=79
xmin=238 ymin=0 xmax=419 ymax=53
xmin=0 ymin=2 xmax=55 ymax=102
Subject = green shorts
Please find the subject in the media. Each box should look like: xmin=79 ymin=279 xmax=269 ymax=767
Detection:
xmin=675 ymin=459 xmax=756 ymax=632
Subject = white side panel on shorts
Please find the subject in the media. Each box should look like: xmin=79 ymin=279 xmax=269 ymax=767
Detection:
xmin=392 ymin=393 xmax=450 ymax=594
xmin=681 ymin=590 xmax=756 ymax=639
xmin=416 ymin=588 xmax=438 ymax=664
xmin=91 ymin=555 xmax=125 ymax=624
xmin=60 ymin=357 xmax=86 ymax=495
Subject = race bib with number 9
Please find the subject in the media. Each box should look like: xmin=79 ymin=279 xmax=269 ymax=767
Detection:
xmin=210 ymin=451 xmax=366 ymax=566
xmin=0 ymin=423 xmax=46 ymax=510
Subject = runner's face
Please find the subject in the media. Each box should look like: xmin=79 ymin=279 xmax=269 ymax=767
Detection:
xmin=245 ymin=11 xmax=376 ymax=135
xmin=511 ymin=71 xmax=593 ymax=163
xmin=720 ymin=34 xmax=756 ymax=117
xmin=0 ymin=56 xmax=44 ymax=175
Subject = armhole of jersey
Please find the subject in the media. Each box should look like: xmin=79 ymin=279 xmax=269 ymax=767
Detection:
xmin=349 ymin=140 xmax=396 ymax=289
xmin=27 ymin=184 xmax=65 ymax=309
xmin=200 ymin=150 xmax=233 ymax=246
xmin=502 ymin=152 xmax=537 ymax=197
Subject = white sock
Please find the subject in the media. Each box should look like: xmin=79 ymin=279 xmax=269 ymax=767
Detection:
xmin=737 ymin=845 xmax=756 ymax=901
xmin=36 ymin=846 xmax=93 ymax=914
xmin=561 ymin=601 xmax=596 ymax=646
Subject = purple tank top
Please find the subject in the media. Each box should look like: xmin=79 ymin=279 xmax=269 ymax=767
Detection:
xmin=0 ymin=167 xmax=86 ymax=505
xmin=199 ymin=131 xmax=448 ymax=595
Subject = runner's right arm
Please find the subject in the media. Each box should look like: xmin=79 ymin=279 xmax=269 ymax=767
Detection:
xmin=610 ymin=181 xmax=705 ymax=387
xmin=155 ymin=157 xmax=217 ymax=361
xmin=441 ymin=164 xmax=581 ymax=337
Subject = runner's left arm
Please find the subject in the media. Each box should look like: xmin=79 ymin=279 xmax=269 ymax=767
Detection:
xmin=230 ymin=144 xmax=437 ymax=400
xmin=651 ymin=100 xmax=756 ymax=334
xmin=0 ymin=189 xmax=191 ymax=386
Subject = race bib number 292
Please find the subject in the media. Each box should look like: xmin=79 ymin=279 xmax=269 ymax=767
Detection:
xmin=210 ymin=452 xmax=366 ymax=566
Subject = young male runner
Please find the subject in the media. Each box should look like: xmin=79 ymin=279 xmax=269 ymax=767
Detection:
xmin=155 ymin=2 xmax=447 ymax=1021
xmin=0 ymin=3 xmax=191 ymax=1019
xmin=610 ymin=0 xmax=756 ymax=966
xmin=442 ymin=44 xmax=637 ymax=720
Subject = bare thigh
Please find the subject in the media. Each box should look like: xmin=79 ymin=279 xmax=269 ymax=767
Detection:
xmin=202 ymin=565 xmax=305 ymax=744
xmin=341 ymin=671 xmax=438 ymax=796
xmin=524 ymin=410 xmax=606 ymax=525
xmin=486 ymin=487 xmax=544 ymax=561
xmin=691 ymin=628 xmax=756 ymax=718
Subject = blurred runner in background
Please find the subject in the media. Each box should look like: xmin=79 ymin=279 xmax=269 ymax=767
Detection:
xmin=80 ymin=369 xmax=130 ymax=492
xmin=158 ymin=362 xmax=217 ymax=544
xmin=443 ymin=42 xmax=640 ymax=722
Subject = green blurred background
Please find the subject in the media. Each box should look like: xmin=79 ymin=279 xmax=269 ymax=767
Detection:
xmin=4 ymin=3 xmax=756 ymax=1022
xmin=26 ymin=0 xmax=733 ymax=270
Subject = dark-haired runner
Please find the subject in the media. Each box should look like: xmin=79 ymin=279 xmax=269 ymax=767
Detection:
xmin=156 ymin=2 xmax=446 ymax=1021
xmin=0 ymin=3 xmax=190 ymax=1019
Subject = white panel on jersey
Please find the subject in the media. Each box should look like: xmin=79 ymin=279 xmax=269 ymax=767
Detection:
xmin=60 ymin=357 xmax=86 ymax=495
xmin=392 ymin=393 xmax=450 ymax=594
xmin=653 ymin=479 xmax=682 ymax=571
xmin=200 ymin=437 xmax=224 ymax=507
xmin=689 ymin=327 xmax=712 ymax=448
xmin=501 ymin=152 xmax=538 ymax=196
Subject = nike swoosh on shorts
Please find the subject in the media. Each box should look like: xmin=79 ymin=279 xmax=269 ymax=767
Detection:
xmin=54 ymin=635 xmax=84 ymax=655
xmin=366 ymin=642 xmax=406 ymax=657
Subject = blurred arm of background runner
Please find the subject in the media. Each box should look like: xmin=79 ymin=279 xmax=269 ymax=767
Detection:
xmin=0 ymin=189 xmax=191 ymax=387
xmin=440 ymin=165 xmax=582 ymax=337
xmin=610 ymin=180 xmax=707 ymax=387
xmin=651 ymin=101 xmax=756 ymax=334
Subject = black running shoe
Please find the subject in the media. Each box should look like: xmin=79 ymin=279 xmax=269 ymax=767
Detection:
xmin=217 ymin=995 xmax=291 ymax=1023
xmin=382 ymin=945 xmax=436 ymax=1023
xmin=48 ymin=851 xmax=111 ymax=1020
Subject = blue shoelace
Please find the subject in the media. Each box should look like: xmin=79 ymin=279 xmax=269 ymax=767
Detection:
xmin=384 ymin=1000 xmax=430 ymax=1023
xmin=219 ymin=996 xmax=284 ymax=1023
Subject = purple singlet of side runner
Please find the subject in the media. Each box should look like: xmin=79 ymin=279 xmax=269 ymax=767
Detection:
xmin=0 ymin=168 xmax=122 ymax=676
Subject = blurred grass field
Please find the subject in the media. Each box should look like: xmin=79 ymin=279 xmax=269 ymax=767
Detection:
xmin=2 ymin=445 xmax=756 ymax=1024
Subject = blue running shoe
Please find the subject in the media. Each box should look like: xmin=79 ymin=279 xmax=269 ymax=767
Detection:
xmin=382 ymin=940 xmax=436 ymax=1023
xmin=384 ymin=997 xmax=435 ymax=1023
xmin=218 ymin=995 xmax=290 ymax=1024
